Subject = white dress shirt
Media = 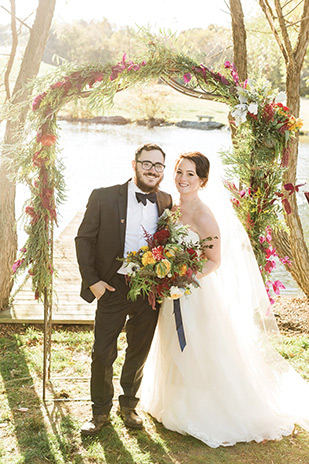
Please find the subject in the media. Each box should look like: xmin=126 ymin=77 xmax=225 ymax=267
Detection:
xmin=118 ymin=180 xmax=159 ymax=274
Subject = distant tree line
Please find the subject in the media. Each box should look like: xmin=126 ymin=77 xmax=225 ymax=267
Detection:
xmin=1 ymin=16 xmax=308 ymax=95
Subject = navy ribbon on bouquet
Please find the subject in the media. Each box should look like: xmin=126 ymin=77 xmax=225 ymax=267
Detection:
xmin=173 ymin=298 xmax=186 ymax=351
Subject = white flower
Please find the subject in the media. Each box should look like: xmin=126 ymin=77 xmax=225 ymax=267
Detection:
xmin=125 ymin=262 xmax=140 ymax=276
xmin=231 ymin=104 xmax=248 ymax=126
xmin=237 ymin=87 xmax=248 ymax=104
xmin=275 ymin=91 xmax=286 ymax=103
xmin=246 ymin=79 xmax=254 ymax=88
xmin=169 ymin=286 xmax=184 ymax=299
xmin=248 ymin=102 xmax=258 ymax=115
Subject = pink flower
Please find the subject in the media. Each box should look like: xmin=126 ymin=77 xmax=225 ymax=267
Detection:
xmin=231 ymin=198 xmax=240 ymax=206
xmin=265 ymin=227 xmax=272 ymax=243
xmin=272 ymin=280 xmax=285 ymax=296
xmin=264 ymin=260 xmax=276 ymax=273
xmin=280 ymin=256 xmax=292 ymax=266
xmin=183 ymin=72 xmax=192 ymax=83
xmin=12 ymin=258 xmax=25 ymax=273
xmin=259 ymin=236 xmax=266 ymax=244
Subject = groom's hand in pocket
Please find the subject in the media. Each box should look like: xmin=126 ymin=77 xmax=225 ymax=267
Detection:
xmin=90 ymin=280 xmax=116 ymax=300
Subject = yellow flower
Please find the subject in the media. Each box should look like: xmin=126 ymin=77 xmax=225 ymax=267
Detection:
xmin=141 ymin=251 xmax=156 ymax=266
xmin=156 ymin=259 xmax=171 ymax=278
xmin=164 ymin=245 xmax=178 ymax=258
xmin=179 ymin=264 xmax=187 ymax=276
xmin=185 ymin=289 xmax=191 ymax=295
xmin=141 ymin=246 xmax=149 ymax=252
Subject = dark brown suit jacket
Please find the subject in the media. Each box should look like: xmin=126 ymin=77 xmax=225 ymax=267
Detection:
xmin=75 ymin=180 xmax=173 ymax=302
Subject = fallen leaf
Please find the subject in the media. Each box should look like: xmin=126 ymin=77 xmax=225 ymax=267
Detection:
xmin=16 ymin=407 xmax=29 ymax=413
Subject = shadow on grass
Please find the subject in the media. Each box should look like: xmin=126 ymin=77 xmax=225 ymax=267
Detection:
xmin=0 ymin=328 xmax=59 ymax=463
xmin=126 ymin=425 xmax=178 ymax=464
xmin=81 ymin=423 xmax=137 ymax=464
xmin=43 ymin=383 xmax=87 ymax=464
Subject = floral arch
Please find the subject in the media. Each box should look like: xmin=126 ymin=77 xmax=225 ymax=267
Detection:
xmin=8 ymin=34 xmax=302 ymax=314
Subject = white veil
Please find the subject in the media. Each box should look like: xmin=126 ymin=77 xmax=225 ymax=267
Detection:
xmin=198 ymin=167 xmax=281 ymax=338
xmin=141 ymin=160 xmax=309 ymax=437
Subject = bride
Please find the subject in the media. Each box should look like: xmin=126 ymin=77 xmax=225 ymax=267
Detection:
xmin=140 ymin=151 xmax=309 ymax=448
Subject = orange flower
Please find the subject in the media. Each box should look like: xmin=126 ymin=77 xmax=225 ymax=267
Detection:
xmin=179 ymin=264 xmax=187 ymax=276
xmin=141 ymin=251 xmax=156 ymax=266
xmin=156 ymin=259 xmax=171 ymax=278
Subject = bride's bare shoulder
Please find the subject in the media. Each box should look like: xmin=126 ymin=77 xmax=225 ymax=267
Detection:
xmin=196 ymin=203 xmax=220 ymax=237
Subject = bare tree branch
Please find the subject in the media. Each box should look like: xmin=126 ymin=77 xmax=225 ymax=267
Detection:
xmin=294 ymin=0 xmax=309 ymax=64
xmin=258 ymin=0 xmax=289 ymax=62
xmin=4 ymin=0 xmax=18 ymax=100
xmin=282 ymin=0 xmax=296 ymax=9
xmin=0 ymin=5 xmax=32 ymax=30
xmin=286 ymin=14 xmax=309 ymax=26
xmin=283 ymin=0 xmax=304 ymax=17
xmin=274 ymin=0 xmax=294 ymax=59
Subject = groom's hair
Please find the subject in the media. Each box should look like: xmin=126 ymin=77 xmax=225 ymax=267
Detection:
xmin=175 ymin=152 xmax=210 ymax=188
xmin=135 ymin=143 xmax=166 ymax=161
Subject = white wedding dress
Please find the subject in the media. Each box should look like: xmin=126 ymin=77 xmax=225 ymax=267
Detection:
xmin=140 ymin=180 xmax=309 ymax=448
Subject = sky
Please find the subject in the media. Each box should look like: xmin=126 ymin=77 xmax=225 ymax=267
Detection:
xmin=0 ymin=0 xmax=259 ymax=30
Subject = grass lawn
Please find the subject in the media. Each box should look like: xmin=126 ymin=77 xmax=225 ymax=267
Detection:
xmin=0 ymin=324 xmax=308 ymax=464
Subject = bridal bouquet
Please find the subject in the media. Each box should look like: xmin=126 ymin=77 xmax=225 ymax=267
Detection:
xmin=121 ymin=209 xmax=216 ymax=309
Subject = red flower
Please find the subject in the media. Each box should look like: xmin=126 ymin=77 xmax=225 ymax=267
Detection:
xmin=32 ymin=92 xmax=46 ymax=111
xmin=281 ymin=146 xmax=290 ymax=167
xmin=37 ymin=133 xmax=57 ymax=146
xmin=89 ymin=71 xmax=104 ymax=87
xmin=40 ymin=187 xmax=54 ymax=210
xmin=32 ymin=149 xmax=47 ymax=167
xmin=185 ymin=268 xmax=193 ymax=278
xmin=187 ymin=248 xmax=197 ymax=258
xmin=282 ymin=198 xmax=292 ymax=215
xmin=156 ymin=280 xmax=170 ymax=296
xmin=152 ymin=246 xmax=164 ymax=261
xmin=154 ymin=228 xmax=170 ymax=244
xmin=25 ymin=205 xmax=39 ymax=225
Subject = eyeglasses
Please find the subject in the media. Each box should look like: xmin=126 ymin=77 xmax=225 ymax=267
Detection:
xmin=137 ymin=160 xmax=166 ymax=173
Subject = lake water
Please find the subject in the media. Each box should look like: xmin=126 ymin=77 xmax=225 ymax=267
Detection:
xmin=16 ymin=121 xmax=309 ymax=295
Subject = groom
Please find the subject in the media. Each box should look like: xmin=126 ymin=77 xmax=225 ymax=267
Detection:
xmin=75 ymin=143 xmax=172 ymax=435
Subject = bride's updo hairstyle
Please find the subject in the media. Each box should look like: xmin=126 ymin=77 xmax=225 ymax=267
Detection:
xmin=175 ymin=151 xmax=210 ymax=188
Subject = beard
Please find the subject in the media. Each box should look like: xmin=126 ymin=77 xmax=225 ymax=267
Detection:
xmin=135 ymin=170 xmax=162 ymax=192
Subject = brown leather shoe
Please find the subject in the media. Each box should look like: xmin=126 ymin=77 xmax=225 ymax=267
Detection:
xmin=80 ymin=414 xmax=110 ymax=436
xmin=119 ymin=407 xmax=143 ymax=429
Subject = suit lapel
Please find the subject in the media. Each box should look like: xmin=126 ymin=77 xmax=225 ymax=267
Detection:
xmin=156 ymin=191 xmax=167 ymax=216
xmin=117 ymin=181 xmax=129 ymax=251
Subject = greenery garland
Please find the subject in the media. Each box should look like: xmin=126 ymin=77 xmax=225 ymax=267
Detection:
xmin=3 ymin=32 xmax=302 ymax=305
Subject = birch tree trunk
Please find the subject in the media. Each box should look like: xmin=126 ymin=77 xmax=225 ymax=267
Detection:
xmin=0 ymin=0 xmax=56 ymax=309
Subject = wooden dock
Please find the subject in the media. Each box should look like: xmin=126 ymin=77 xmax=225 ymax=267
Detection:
xmin=0 ymin=212 xmax=96 ymax=324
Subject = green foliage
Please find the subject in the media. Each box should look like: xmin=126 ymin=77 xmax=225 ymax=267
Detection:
xmin=1 ymin=30 xmax=302 ymax=305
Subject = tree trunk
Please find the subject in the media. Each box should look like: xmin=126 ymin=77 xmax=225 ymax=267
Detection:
xmin=0 ymin=0 xmax=56 ymax=310
xmin=229 ymin=0 xmax=247 ymax=81
xmin=272 ymin=62 xmax=309 ymax=296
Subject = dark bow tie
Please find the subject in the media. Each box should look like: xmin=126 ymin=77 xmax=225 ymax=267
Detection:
xmin=135 ymin=192 xmax=157 ymax=206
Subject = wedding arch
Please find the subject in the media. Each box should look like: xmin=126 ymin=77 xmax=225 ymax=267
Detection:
xmin=5 ymin=32 xmax=302 ymax=398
